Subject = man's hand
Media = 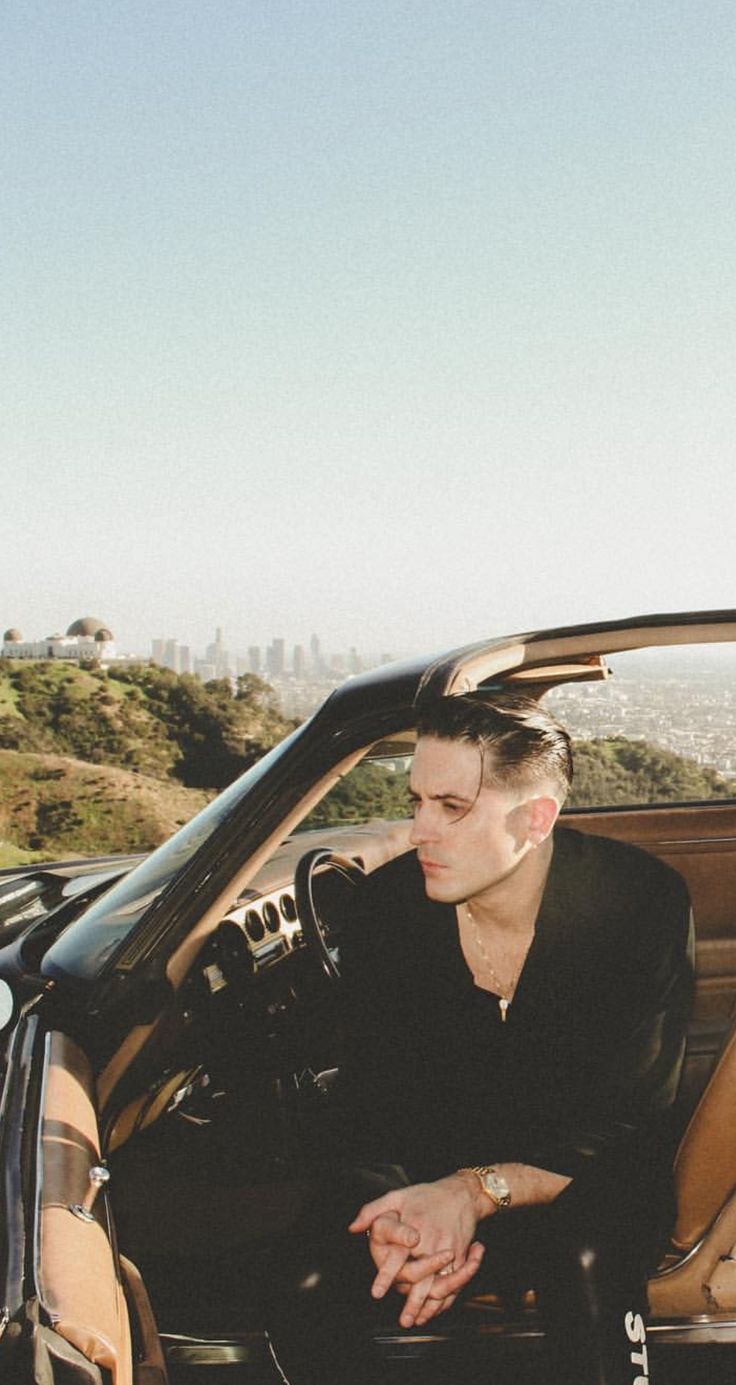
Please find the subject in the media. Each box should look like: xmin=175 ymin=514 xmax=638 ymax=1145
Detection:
xmin=348 ymin=1176 xmax=486 ymax=1327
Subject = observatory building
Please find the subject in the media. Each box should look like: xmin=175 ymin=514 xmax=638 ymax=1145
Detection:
xmin=2 ymin=617 xmax=116 ymax=663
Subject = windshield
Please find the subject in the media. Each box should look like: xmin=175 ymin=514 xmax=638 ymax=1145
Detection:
xmin=42 ymin=726 xmax=305 ymax=980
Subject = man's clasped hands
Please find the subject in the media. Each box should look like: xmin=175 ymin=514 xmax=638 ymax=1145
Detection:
xmin=348 ymin=1173 xmax=487 ymax=1328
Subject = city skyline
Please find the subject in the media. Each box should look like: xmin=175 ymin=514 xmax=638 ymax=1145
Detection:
xmin=1 ymin=612 xmax=402 ymax=668
xmin=148 ymin=625 xmax=392 ymax=675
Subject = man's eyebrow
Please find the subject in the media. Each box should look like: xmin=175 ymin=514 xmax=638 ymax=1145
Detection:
xmin=408 ymin=788 xmax=474 ymax=803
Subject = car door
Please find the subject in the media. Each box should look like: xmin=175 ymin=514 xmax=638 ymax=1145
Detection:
xmin=0 ymin=1010 xmax=166 ymax=1385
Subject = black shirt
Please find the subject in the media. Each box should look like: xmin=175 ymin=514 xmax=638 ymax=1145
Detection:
xmin=338 ymin=827 xmax=694 ymax=1185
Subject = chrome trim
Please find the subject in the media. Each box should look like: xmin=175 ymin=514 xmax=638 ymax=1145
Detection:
xmin=375 ymin=1311 xmax=736 ymax=1348
xmin=161 ymin=1331 xmax=270 ymax=1366
xmin=652 ymin=1196 xmax=736 ymax=1280
xmin=226 ymin=883 xmax=303 ymax=959
xmin=267 ymin=1332 xmax=296 ymax=1384
xmin=32 ymin=1033 xmax=53 ymax=1299
xmin=648 ymin=1315 xmax=736 ymax=1345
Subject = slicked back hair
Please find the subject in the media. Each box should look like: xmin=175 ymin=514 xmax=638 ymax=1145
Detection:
xmin=415 ymin=693 xmax=573 ymax=800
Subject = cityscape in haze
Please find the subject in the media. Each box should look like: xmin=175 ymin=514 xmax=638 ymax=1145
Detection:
xmin=547 ymin=650 xmax=736 ymax=778
xmin=149 ymin=627 xmax=399 ymax=717
xmin=0 ymin=616 xmax=400 ymax=719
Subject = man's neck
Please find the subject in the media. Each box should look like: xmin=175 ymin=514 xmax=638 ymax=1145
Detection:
xmin=467 ymin=835 xmax=554 ymax=935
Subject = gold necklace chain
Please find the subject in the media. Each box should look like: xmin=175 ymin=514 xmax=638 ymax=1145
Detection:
xmin=464 ymin=903 xmax=530 ymax=1023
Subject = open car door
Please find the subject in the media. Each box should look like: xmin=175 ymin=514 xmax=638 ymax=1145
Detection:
xmin=0 ymin=1011 xmax=166 ymax=1385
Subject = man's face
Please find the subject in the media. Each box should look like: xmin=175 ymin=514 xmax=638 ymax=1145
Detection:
xmin=408 ymin=734 xmax=537 ymax=904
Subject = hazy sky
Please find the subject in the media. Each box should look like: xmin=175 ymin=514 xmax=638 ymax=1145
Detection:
xmin=3 ymin=1 xmax=736 ymax=660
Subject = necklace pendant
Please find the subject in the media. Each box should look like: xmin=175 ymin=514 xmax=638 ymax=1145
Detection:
xmin=499 ymin=997 xmax=509 ymax=1022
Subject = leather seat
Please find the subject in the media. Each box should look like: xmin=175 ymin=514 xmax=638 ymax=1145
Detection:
xmin=648 ymin=1022 xmax=736 ymax=1316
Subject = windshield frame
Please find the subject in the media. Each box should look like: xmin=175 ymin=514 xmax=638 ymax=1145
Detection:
xmin=41 ymin=722 xmax=309 ymax=984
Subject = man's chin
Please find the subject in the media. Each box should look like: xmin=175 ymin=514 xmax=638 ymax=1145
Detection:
xmin=421 ymin=873 xmax=459 ymax=903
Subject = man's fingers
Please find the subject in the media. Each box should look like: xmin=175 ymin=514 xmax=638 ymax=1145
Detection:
xmin=349 ymin=1208 xmax=420 ymax=1251
xmin=370 ymin=1245 xmax=412 ymax=1299
xmin=399 ymin=1274 xmax=436 ymax=1328
xmin=371 ymin=1213 xmax=420 ymax=1249
xmin=398 ymin=1241 xmax=485 ymax=1326
xmin=348 ymin=1193 xmax=400 ymax=1233
xmin=389 ymin=1248 xmax=454 ymax=1288
xmin=425 ymin=1241 xmax=485 ymax=1299
xmin=412 ymin=1251 xmax=484 ymax=1327
xmin=414 ymin=1292 xmax=458 ymax=1327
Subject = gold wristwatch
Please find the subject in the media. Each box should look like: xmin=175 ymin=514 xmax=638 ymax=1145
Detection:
xmin=459 ymin=1164 xmax=512 ymax=1211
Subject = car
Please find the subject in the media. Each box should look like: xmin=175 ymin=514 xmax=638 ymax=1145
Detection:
xmin=2 ymin=608 xmax=736 ymax=1385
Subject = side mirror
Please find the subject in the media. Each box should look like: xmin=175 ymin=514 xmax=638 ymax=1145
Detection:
xmin=0 ymin=978 xmax=15 ymax=1033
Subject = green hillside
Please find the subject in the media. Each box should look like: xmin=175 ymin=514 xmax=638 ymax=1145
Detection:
xmin=0 ymin=660 xmax=293 ymax=788
xmin=0 ymin=660 xmax=295 ymax=865
xmin=568 ymin=736 xmax=736 ymax=807
xmin=0 ymin=750 xmax=210 ymax=867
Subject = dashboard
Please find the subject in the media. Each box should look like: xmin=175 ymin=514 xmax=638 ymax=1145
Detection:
xmin=206 ymin=821 xmax=407 ymax=974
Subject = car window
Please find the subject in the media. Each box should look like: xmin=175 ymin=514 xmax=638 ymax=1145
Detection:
xmin=544 ymin=643 xmax=736 ymax=810
xmin=297 ymin=750 xmax=412 ymax=831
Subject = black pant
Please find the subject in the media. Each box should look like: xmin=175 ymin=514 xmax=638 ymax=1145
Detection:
xmin=265 ymin=1149 xmax=672 ymax=1385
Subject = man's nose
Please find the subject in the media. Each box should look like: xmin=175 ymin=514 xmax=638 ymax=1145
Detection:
xmin=409 ymin=804 xmax=434 ymax=845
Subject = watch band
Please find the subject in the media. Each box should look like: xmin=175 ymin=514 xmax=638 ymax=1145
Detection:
xmin=459 ymin=1164 xmax=512 ymax=1211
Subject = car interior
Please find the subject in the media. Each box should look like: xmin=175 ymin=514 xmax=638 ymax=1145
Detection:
xmin=24 ymin=623 xmax=736 ymax=1385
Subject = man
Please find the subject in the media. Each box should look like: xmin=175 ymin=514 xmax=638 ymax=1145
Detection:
xmin=336 ymin=693 xmax=693 ymax=1385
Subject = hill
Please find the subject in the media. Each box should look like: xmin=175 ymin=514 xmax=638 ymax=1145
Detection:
xmin=0 ymin=660 xmax=294 ymax=789
xmin=0 ymin=749 xmax=210 ymax=867
xmin=0 ymin=659 xmax=295 ymax=866
xmin=568 ymin=736 xmax=736 ymax=807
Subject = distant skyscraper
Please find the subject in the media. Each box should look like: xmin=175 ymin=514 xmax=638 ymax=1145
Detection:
xmin=293 ymin=644 xmax=306 ymax=679
xmin=268 ymin=638 xmax=285 ymax=677
xmin=179 ymin=645 xmax=191 ymax=674
xmin=151 ymin=639 xmax=165 ymax=665
xmin=248 ymin=645 xmax=261 ymax=674
xmin=206 ymin=627 xmax=229 ymax=678
xmin=163 ymin=639 xmax=180 ymax=672
xmin=310 ymin=633 xmax=323 ymax=674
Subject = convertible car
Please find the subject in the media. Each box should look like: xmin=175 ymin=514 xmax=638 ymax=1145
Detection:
xmin=2 ymin=610 xmax=736 ymax=1385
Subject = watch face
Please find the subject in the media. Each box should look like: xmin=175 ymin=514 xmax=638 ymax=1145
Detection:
xmin=482 ymin=1169 xmax=511 ymax=1206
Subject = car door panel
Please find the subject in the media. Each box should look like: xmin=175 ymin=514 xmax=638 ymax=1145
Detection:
xmin=568 ymin=803 xmax=736 ymax=1126
xmin=4 ymin=1023 xmax=166 ymax=1385
xmin=567 ymin=804 xmax=736 ymax=998
xmin=37 ymin=1030 xmax=133 ymax=1385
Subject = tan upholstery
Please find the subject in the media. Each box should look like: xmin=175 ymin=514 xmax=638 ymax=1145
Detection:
xmin=648 ymin=1193 xmax=736 ymax=1316
xmin=37 ymin=1032 xmax=133 ymax=1385
xmin=650 ymin=1004 xmax=736 ymax=1319
xmin=120 ymin=1256 xmax=168 ymax=1383
xmin=671 ymin=1024 xmax=736 ymax=1252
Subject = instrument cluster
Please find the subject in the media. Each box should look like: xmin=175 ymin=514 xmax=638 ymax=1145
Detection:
xmin=219 ymin=883 xmax=304 ymax=966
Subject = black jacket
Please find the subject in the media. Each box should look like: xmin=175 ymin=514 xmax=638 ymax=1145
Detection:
xmin=338 ymin=827 xmax=694 ymax=1186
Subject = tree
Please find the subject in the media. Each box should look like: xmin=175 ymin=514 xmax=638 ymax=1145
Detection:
xmin=568 ymin=737 xmax=736 ymax=808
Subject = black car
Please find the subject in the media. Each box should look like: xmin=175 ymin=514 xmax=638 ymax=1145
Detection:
xmin=2 ymin=610 xmax=736 ymax=1385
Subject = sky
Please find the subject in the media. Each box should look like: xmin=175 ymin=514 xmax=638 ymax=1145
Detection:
xmin=3 ymin=1 xmax=736 ymax=662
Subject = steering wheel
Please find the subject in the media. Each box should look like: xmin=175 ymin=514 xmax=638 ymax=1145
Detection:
xmin=294 ymin=848 xmax=366 ymax=983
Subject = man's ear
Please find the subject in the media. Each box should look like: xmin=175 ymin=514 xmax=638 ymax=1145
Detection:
xmin=526 ymin=793 xmax=560 ymax=846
